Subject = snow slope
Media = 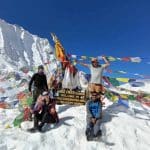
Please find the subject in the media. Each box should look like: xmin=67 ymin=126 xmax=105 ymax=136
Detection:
xmin=0 ymin=19 xmax=54 ymax=70
xmin=0 ymin=67 xmax=150 ymax=150
xmin=120 ymin=79 xmax=150 ymax=94
xmin=0 ymin=77 xmax=150 ymax=150
xmin=0 ymin=101 xmax=150 ymax=150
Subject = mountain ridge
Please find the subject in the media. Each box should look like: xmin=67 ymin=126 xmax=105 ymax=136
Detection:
xmin=0 ymin=19 xmax=54 ymax=70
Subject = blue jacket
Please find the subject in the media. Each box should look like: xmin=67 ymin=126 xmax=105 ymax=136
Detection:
xmin=86 ymin=99 xmax=102 ymax=119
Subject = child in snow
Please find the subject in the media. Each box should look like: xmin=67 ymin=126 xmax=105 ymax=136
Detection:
xmin=30 ymin=91 xmax=59 ymax=132
xmin=86 ymin=92 xmax=102 ymax=140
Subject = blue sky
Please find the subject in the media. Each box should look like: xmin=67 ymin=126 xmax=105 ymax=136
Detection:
xmin=0 ymin=0 xmax=150 ymax=78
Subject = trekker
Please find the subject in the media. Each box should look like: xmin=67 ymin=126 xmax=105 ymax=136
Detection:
xmin=85 ymin=92 xmax=103 ymax=140
xmin=79 ymin=56 xmax=110 ymax=95
xmin=29 ymin=65 xmax=48 ymax=110
xmin=30 ymin=91 xmax=59 ymax=132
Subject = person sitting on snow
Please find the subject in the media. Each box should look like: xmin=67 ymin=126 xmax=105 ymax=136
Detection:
xmin=30 ymin=91 xmax=59 ymax=132
xmin=85 ymin=92 xmax=103 ymax=140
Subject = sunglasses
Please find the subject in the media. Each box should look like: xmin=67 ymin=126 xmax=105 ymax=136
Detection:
xmin=91 ymin=94 xmax=97 ymax=96
xmin=92 ymin=61 xmax=98 ymax=63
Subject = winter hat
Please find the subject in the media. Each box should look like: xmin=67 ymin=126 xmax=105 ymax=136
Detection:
xmin=38 ymin=65 xmax=44 ymax=70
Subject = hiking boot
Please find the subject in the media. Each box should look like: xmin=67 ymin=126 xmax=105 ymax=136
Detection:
xmin=85 ymin=128 xmax=94 ymax=141
xmin=96 ymin=129 xmax=102 ymax=137
xmin=92 ymin=129 xmax=102 ymax=140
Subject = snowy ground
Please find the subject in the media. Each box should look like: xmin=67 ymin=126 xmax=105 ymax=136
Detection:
xmin=0 ymin=99 xmax=150 ymax=150
xmin=0 ymin=72 xmax=150 ymax=150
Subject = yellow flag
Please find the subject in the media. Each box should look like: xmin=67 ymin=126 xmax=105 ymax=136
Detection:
xmin=108 ymin=56 xmax=116 ymax=61
xmin=111 ymin=95 xmax=119 ymax=102
xmin=81 ymin=56 xmax=87 ymax=59
xmin=55 ymin=40 xmax=66 ymax=61
xmin=116 ymin=78 xmax=129 ymax=83
xmin=120 ymin=94 xmax=128 ymax=99
xmin=5 ymin=124 xmax=11 ymax=129
xmin=51 ymin=33 xmax=66 ymax=62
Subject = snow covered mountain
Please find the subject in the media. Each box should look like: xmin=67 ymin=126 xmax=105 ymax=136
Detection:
xmin=0 ymin=19 xmax=54 ymax=71
xmin=120 ymin=79 xmax=150 ymax=94
xmin=0 ymin=19 xmax=150 ymax=150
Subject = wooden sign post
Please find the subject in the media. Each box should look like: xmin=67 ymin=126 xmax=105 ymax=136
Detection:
xmin=55 ymin=89 xmax=87 ymax=105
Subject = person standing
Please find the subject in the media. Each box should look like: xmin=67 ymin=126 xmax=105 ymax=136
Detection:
xmin=79 ymin=56 xmax=110 ymax=94
xmin=29 ymin=65 xmax=48 ymax=111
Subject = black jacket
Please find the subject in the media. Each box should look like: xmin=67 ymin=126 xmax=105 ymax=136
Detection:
xmin=29 ymin=73 xmax=48 ymax=92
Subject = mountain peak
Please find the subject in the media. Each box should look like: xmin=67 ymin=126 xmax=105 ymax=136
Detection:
xmin=0 ymin=19 xmax=54 ymax=70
